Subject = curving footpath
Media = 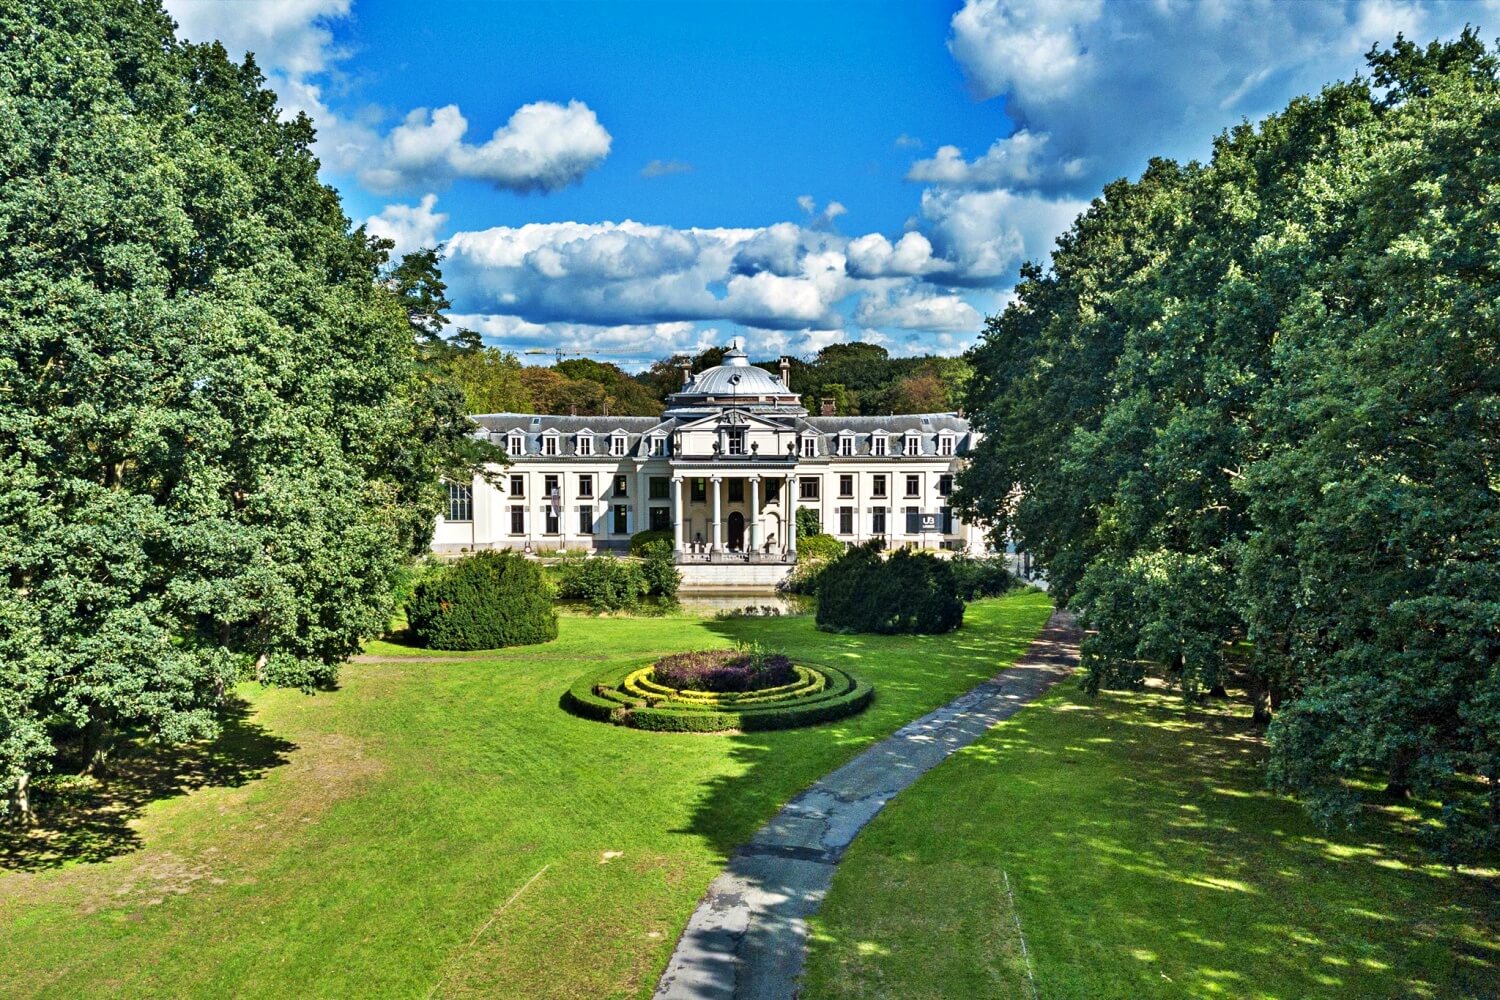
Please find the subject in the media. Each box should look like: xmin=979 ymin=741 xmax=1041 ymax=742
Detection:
xmin=655 ymin=610 xmax=1082 ymax=1000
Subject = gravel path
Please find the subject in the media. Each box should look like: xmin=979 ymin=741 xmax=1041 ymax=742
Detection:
xmin=654 ymin=610 xmax=1082 ymax=1000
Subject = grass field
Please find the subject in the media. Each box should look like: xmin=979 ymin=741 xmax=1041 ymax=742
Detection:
xmin=803 ymin=680 xmax=1500 ymax=999
xmin=0 ymin=593 xmax=1052 ymax=999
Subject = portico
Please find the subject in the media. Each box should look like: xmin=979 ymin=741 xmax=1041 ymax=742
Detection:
xmin=671 ymin=470 xmax=797 ymax=561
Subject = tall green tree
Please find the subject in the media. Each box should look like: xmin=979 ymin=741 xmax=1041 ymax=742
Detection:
xmin=0 ymin=1 xmax=490 ymax=816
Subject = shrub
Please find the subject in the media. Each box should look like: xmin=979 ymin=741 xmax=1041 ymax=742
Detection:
xmin=948 ymin=554 xmax=1016 ymax=601
xmin=629 ymin=529 xmax=673 ymax=555
xmin=555 ymin=555 xmax=649 ymax=612
xmin=795 ymin=506 xmax=822 ymax=538
xmin=639 ymin=540 xmax=681 ymax=604
xmin=796 ymin=532 xmax=845 ymax=564
xmin=815 ymin=542 xmax=964 ymax=634
xmin=406 ymin=551 xmax=557 ymax=650
xmin=653 ymin=646 xmax=796 ymax=692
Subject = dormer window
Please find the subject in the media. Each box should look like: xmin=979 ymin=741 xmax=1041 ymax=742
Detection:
xmin=543 ymin=432 xmax=559 ymax=457
xmin=650 ymin=435 xmax=667 ymax=456
xmin=726 ymin=429 xmax=746 ymax=455
xmin=800 ymin=435 xmax=818 ymax=458
xmin=837 ymin=433 xmax=854 ymax=457
xmin=507 ymin=433 xmax=524 ymax=455
xmin=610 ymin=434 xmax=627 ymax=457
xmin=938 ymin=434 xmax=955 ymax=457
xmin=871 ymin=434 xmax=888 ymax=457
xmin=576 ymin=433 xmax=593 ymax=456
xmin=904 ymin=434 xmax=921 ymax=457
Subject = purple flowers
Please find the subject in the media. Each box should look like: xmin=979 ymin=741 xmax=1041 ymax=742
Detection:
xmin=653 ymin=646 xmax=796 ymax=692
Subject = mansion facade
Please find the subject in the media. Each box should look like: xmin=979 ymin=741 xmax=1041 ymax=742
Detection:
xmin=431 ymin=347 xmax=986 ymax=569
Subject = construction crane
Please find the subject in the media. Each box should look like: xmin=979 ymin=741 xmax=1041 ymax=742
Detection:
xmin=515 ymin=346 xmax=682 ymax=364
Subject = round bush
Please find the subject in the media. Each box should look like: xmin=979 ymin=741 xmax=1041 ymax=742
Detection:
xmin=948 ymin=554 xmax=1016 ymax=601
xmin=815 ymin=543 xmax=964 ymax=634
xmin=629 ymin=529 xmax=673 ymax=555
xmin=796 ymin=533 xmax=845 ymax=564
xmin=406 ymin=550 xmax=557 ymax=650
xmin=563 ymin=658 xmax=873 ymax=733
xmin=638 ymin=540 xmax=681 ymax=605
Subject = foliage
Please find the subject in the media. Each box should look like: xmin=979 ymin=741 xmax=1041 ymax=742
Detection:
xmin=796 ymin=533 xmax=845 ymax=563
xmin=947 ymin=555 xmax=1016 ymax=602
xmin=555 ymin=555 xmax=649 ymax=612
xmin=795 ymin=506 xmax=823 ymax=539
xmin=955 ymin=32 xmax=1500 ymax=858
xmin=629 ymin=529 xmax=674 ymax=555
xmin=816 ymin=544 xmax=965 ymax=635
xmin=0 ymin=0 xmax=499 ymax=813
xmin=405 ymin=552 xmax=557 ymax=650
xmin=638 ymin=541 xmax=682 ymax=606
xmin=652 ymin=646 xmax=796 ymax=692
xmin=441 ymin=347 xmax=531 ymax=415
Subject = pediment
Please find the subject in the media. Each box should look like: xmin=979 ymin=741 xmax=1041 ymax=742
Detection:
xmin=674 ymin=408 xmax=789 ymax=433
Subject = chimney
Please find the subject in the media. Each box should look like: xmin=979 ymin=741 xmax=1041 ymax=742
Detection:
xmin=679 ymin=358 xmax=692 ymax=386
xmin=569 ymin=403 xmax=578 ymax=417
xmin=820 ymin=397 xmax=836 ymax=417
xmin=779 ymin=356 xmax=792 ymax=391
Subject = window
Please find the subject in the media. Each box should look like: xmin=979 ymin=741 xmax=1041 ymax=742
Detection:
xmin=837 ymin=435 xmax=853 ymax=457
xmin=838 ymin=474 xmax=854 ymax=498
xmin=507 ymin=433 xmax=524 ymax=455
xmin=800 ymin=435 xmax=817 ymax=457
xmin=799 ymin=476 xmax=820 ymax=500
xmin=904 ymin=434 xmax=921 ymax=456
xmin=871 ymin=435 xmax=888 ymax=457
xmin=728 ymin=479 xmax=744 ymax=502
xmin=905 ymin=474 xmax=921 ymax=498
xmin=765 ymin=479 xmax=781 ymax=503
xmin=649 ymin=476 xmax=669 ymax=500
xmin=610 ymin=434 xmax=627 ymax=457
xmin=577 ymin=474 xmax=593 ymax=498
xmin=509 ymin=505 xmax=525 ymax=535
xmin=872 ymin=506 xmax=887 ymax=534
xmin=904 ymin=505 xmax=919 ymax=533
xmin=544 ymin=506 xmax=559 ymax=534
xmin=726 ymin=429 xmax=746 ymax=455
xmin=872 ymin=474 xmax=887 ymax=498
xmin=650 ymin=435 xmax=667 ymax=456
xmin=543 ymin=434 xmax=558 ymax=457
xmin=691 ymin=478 xmax=706 ymax=503
xmin=838 ymin=506 xmax=854 ymax=535
xmin=614 ymin=474 xmax=629 ymax=497
xmin=649 ymin=506 xmax=671 ymax=531
xmin=508 ymin=474 xmax=524 ymax=498
xmin=613 ymin=504 xmax=629 ymax=534
xmin=576 ymin=434 xmax=592 ymax=456
xmin=940 ymin=506 xmax=953 ymax=533
xmin=938 ymin=435 xmax=955 ymax=457
xmin=577 ymin=506 xmax=594 ymax=534
xmin=543 ymin=474 xmax=559 ymax=498
xmin=938 ymin=474 xmax=953 ymax=497
xmin=446 ymin=483 xmax=472 ymax=522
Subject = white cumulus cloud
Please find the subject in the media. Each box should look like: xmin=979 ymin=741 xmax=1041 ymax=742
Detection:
xmin=855 ymin=288 xmax=983 ymax=332
xmin=364 ymin=194 xmax=448 ymax=257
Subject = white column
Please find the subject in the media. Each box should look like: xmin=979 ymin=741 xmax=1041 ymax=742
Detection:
xmin=637 ymin=467 xmax=650 ymax=533
xmin=710 ymin=476 xmax=723 ymax=553
xmin=786 ymin=472 xmax=797 ymax=560
xmin=671 ymin=476 xmax=684 ymax=555
xmin=749 ymin=476 xmax=760 ymax=551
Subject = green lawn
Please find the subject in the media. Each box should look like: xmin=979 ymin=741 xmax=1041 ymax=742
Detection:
xmin=0 ymin=592 xmax=1052 ymax=999
xmin=803 ymin=681 xmax=1500 ymax=999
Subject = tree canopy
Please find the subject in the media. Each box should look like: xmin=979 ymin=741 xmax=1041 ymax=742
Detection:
xmin=957 ymin=32 xmax=1500 ymax=860
xmin=0 ymin=1 xmax=495 ymax=816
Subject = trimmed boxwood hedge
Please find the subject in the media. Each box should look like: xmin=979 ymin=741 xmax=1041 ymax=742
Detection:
xmin=406 ymin=550 xmax=557 ymax=650
xmin=562 ymin=661 xmax=873 ymax=732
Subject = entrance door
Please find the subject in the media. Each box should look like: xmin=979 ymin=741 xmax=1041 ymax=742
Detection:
xmin=727 ymin=511 xmax=745 ymax=551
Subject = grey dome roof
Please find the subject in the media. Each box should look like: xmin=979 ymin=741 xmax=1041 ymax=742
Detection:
xmin=685 ymin=347 xmax=789 ymax=397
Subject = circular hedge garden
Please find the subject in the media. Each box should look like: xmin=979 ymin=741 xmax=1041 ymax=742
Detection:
xmin=563 ymin=647 xmax=873 ymax=733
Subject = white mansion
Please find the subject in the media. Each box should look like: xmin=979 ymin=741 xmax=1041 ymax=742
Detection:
xmin=432 ymin=346 xmax=986 ymax=580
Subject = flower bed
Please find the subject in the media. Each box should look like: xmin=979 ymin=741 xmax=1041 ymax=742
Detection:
xmin=652 ymin=647 xmax=797 ymax=692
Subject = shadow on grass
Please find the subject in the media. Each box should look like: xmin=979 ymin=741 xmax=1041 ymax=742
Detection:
xmin=0 ymin=699 xmax=296 ymax=872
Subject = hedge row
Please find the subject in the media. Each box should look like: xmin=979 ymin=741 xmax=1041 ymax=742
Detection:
xmin=563 ymin=662 xmax=873 ymax=732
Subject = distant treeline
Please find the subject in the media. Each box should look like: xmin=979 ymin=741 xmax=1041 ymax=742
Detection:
xmin=433 ymin=338 xmax=973 ymax=418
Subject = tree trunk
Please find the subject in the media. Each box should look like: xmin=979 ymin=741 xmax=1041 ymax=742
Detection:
xmin=1208 ymin=683 xmax=1228 ymax=699
xmin=80 ymin=719 xmax=112 ymax=777
xmin=1248 ymin=674 xmax=1272 ymax=726
xmin=10 ymin=772 xmax=33 ymax=826
xmin=1384 ymin=748 xmax=1415 ymax=800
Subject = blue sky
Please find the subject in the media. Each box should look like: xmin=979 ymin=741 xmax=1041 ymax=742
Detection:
xmin=166 ymin=0 xmax=1491 ymax=367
